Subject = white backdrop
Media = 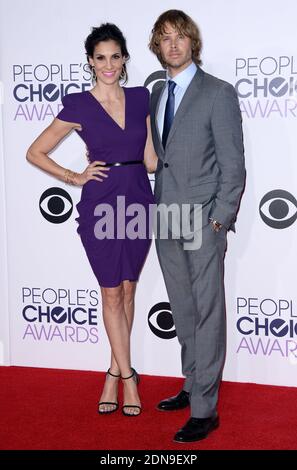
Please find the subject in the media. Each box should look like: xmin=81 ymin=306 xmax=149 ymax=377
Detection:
xmin=1 ymin=0 xmax=297 ymax=386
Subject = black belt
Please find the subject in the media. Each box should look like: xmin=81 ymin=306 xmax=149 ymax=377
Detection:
xmin=98 ymin=160 xmax=143 ymax=167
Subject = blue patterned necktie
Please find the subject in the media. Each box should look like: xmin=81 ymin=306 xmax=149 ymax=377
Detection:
xmin=162 ymin=80 xmax=176 ymax=148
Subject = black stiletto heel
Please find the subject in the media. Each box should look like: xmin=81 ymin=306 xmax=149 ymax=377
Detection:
xmin=121 ymin=368 xmax=142 ymax=417
xmin=98 ymin=368 xmax=120 ymax=414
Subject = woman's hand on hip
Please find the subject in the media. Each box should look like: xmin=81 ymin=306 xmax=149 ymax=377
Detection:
xmin=76 ymin=161 xmax=110 ymax=185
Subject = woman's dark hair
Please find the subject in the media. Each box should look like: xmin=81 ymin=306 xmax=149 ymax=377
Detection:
xmin=85 ymin=23 xmax=130 ymax=84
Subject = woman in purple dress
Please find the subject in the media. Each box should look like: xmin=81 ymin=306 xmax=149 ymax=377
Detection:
xmin=26 ymin=24 xmax=157 ymax=416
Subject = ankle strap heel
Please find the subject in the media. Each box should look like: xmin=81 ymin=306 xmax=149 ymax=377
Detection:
xmin=107 ymin=368 xmax=121 ymax=378
xmin=121 ymin=367 xmax=140 ymax=385
xmin=121 ymin=367 xmax=141 ymax=416
xmin=98 ymin=368 xmax=120 ymax=415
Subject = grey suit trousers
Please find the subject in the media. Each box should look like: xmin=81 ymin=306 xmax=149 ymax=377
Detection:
xmin=155 ymin=223 xmax=227 ymax=418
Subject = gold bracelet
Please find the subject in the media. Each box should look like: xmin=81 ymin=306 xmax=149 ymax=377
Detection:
xmin=64 ymin=168 xmax=79 ymax=185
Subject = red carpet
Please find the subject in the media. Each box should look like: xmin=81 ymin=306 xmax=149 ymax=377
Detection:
xmin=0 ymin=366 xmax=296 ymax=450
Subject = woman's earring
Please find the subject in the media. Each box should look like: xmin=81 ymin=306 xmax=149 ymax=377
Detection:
xmin=91 ymin=66 xmax=97 ymax=83
xmin=120 ymin=65 xmax=125 ymax=80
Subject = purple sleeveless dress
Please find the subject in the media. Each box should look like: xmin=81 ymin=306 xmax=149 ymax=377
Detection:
xmin=57 ymin=87 xmax=154 ymax=287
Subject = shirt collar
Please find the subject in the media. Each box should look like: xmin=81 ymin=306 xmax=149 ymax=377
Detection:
xmin=166 ymin=62 xmax=197 ymax=90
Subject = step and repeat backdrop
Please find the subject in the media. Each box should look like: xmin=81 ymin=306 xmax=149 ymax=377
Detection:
xmin=0 ymin=0 xmax=297 ymax=386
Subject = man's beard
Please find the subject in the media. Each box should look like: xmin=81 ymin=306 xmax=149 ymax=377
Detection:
xmin=165 ymin=54 xmax=192 ymax=70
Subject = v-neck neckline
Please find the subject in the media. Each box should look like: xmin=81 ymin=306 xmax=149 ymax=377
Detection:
xmin=87 ymin=87 xmax=127 ymax=131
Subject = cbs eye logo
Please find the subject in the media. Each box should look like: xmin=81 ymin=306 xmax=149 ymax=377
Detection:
xmin=259 ymin=190 xmax=297 ymax=229
xmin=148 ymin=302 xmax=176 ymax=339
xmin=144 ymin=70 xmax=166 ymax=94
xmin=39 ymin=187 xmax=73 ymax=223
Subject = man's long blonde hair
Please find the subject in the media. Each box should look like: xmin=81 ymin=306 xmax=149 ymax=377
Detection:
xmin=149 ymin=9 xmax=203 ymax=68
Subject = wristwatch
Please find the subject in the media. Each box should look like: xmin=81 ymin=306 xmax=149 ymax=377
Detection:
xmin=209 ymin=218 xmax=223 ymax=232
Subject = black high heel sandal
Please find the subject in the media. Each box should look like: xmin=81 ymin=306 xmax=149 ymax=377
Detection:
xmin=121 ymin=367 xmax=142 ymax=417
xmin=98 ymin=368 xmax=120 ymax=414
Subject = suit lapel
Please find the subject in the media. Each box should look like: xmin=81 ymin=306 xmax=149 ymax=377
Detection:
xmin=165 ymin=67 xmax=204 ymax=148
xmin=151 ymin=83 xmax=165 ymax=155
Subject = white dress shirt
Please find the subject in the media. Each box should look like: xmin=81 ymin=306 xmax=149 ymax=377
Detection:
xmin=157 ymin=61 xmax=197 ymax=137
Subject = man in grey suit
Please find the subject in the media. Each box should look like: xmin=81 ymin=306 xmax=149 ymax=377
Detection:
xmin=149 ymin=10 xmax=245 ymax=442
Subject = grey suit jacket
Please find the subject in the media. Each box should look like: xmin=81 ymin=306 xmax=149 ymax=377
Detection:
xmin=150 ymin=66 xmax=246 ymax=231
